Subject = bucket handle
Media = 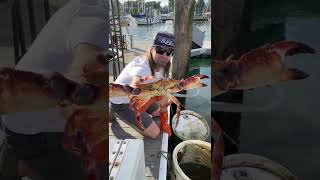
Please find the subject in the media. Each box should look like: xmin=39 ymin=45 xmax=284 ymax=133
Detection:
xmin=158 ymin=150 xmax=172 ymax=173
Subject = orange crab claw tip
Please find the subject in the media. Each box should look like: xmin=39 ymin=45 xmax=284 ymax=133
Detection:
xmin=200 ymin=74 xmax=209 ymax=79
xmin=286 ymin=43 xmax=316 ymax=56
xmin=288 ymin=69 xmax=310 ymax=80
xmin=294 ymin=71 xmax=310 ymax=80
xmin=201 ymin=83 xmax=208 ymax=87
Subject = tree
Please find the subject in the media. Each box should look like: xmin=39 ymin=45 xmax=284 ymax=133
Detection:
xmin=172 ymin=0 xmax=196 ymax=80
xmin=130 ymin=7 xmax=138 ymax=15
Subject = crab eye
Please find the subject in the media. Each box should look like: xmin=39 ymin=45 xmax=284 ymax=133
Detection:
xmin=131 ymin=88 xmax=141 ymax=95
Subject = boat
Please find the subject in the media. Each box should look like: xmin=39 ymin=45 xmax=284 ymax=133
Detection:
xmin=164 ymin=20 xmax=206 ymax=49
xmin=132 ymin=11 xmax=160 ymax=25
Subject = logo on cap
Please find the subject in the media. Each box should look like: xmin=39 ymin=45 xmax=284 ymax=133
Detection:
xmin=160 ymin=38 xmax=174 ymax=47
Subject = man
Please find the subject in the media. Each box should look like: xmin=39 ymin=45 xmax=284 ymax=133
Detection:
xmin=110 ymin=32 xmax=175 ymax=139
xmin=2 ymin=0 xmax=107 ymax=179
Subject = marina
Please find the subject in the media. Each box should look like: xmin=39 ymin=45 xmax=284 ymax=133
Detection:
xmin=109 ymin=0 xmax=212 ymax=179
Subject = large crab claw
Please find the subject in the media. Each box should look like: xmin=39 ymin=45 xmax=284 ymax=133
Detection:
xmin=109 ymin=83 xmax=141 ymax=97
xmin=270 ymin=41 xmax=316 ymax=57
xmin=176 ymin=74 xmax=209 ymax=91
xmin=213 ymin=41 xmax=316 ymax=97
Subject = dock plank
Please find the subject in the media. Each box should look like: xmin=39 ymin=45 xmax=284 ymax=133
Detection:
xmin=109 ymin=117 xmax=163 ymax=180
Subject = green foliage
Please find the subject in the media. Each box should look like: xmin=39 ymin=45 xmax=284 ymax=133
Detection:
xmin=130 ymin=7 xmax=138 ymax=15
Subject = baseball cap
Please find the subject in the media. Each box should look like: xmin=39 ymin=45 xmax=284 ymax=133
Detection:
xmin=153 ymin=31 xmax=175 ymax=49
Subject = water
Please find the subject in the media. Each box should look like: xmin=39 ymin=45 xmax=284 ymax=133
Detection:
xmin=185 ymin=57 xmax=211 ymax=143
xmin=179 ymin=163 xmax=211 ymax=180
xmin=168 ymin=57 xmax=211 ymax=155
xmin=238 ymin=2 xmax=320 ymax=179
xmin=122 ymin=21 xmax=211 ymax=48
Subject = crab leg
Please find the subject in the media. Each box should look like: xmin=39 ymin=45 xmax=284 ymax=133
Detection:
xmin=159 ymin=105 xmax=171 ymax=137
xmin=129 ymin=96 xmax=157 ymax=130
xmin=156 ymin=94 xmax=183 ymax=137
xmin=168 ymin=95 xmax=183 ymax=129
xmin=212 ymin=118 xmax=224 ymax=180
xmin=109 ymin=83 xmax=141 ymax=97
xmin=63 ymin=108 xmax=107 ymax=180
xmin=155 ymin=95 xmax=172 ymax=137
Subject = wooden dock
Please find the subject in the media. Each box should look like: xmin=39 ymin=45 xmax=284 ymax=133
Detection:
xmin=109 ymin=117 xmax=165 ymax=180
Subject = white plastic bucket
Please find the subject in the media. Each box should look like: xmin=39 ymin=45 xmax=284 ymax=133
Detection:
xmin=172 ymin=110 xmax=209 ymax=141
xmin=222 ymin=153 xmax=298 ymax=180
xmin=171 ymin=140 xmax=211 ymax=180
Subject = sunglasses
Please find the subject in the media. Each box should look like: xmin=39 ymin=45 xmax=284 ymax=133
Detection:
xmin=154 ymin=46 xmax=174 ymax=56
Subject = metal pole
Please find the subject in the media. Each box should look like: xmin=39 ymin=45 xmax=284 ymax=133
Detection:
xmin=116 ymin=0 xmax=126 ymax=68
xmin=43 ymin=0 xmax=50 ymax=21
xmin=27 ymin=0 xmax=36 ymax=41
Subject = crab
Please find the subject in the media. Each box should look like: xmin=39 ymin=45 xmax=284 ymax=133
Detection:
xmin=109 ymin=74 xmax=209 ymax=137
xmin=212 ymin=41 xmax=316 ymax=180
xmin=0 ymin=54 xmax=108 ymax=180
xmin=212 ymin=41 xmax=316 ymax=97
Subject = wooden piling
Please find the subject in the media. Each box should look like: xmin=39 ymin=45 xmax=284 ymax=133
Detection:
xmin=171 ymin=0 xmax=196 ymax=80
xmin=212 ymin=0 xmax=251 ymax=155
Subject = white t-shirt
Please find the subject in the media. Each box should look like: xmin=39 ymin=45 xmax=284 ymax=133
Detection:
xmin=2 ymin=0 xmax=107 ymax=134
xmin=110 ymin=55 xmax=164 ymax=104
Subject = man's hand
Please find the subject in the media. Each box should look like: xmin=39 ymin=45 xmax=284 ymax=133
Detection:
xmin=71 ymin=84 xmax=97 ymax=105
xmin=82 ymin=54 xmax=108 ymax=85
xmin=130 ymin=76 xmax=155 ymax=88
xmin=130 ymin=76 xmax=143 ymax=88
xmin=46 ymin=72 xmax=98 ymax=106
xmin=67 ymin=43 xmax=106 ymax=84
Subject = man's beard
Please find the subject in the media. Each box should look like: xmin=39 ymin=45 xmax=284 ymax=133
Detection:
xmin=155 ymin=59 xmax=168 ymax=68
